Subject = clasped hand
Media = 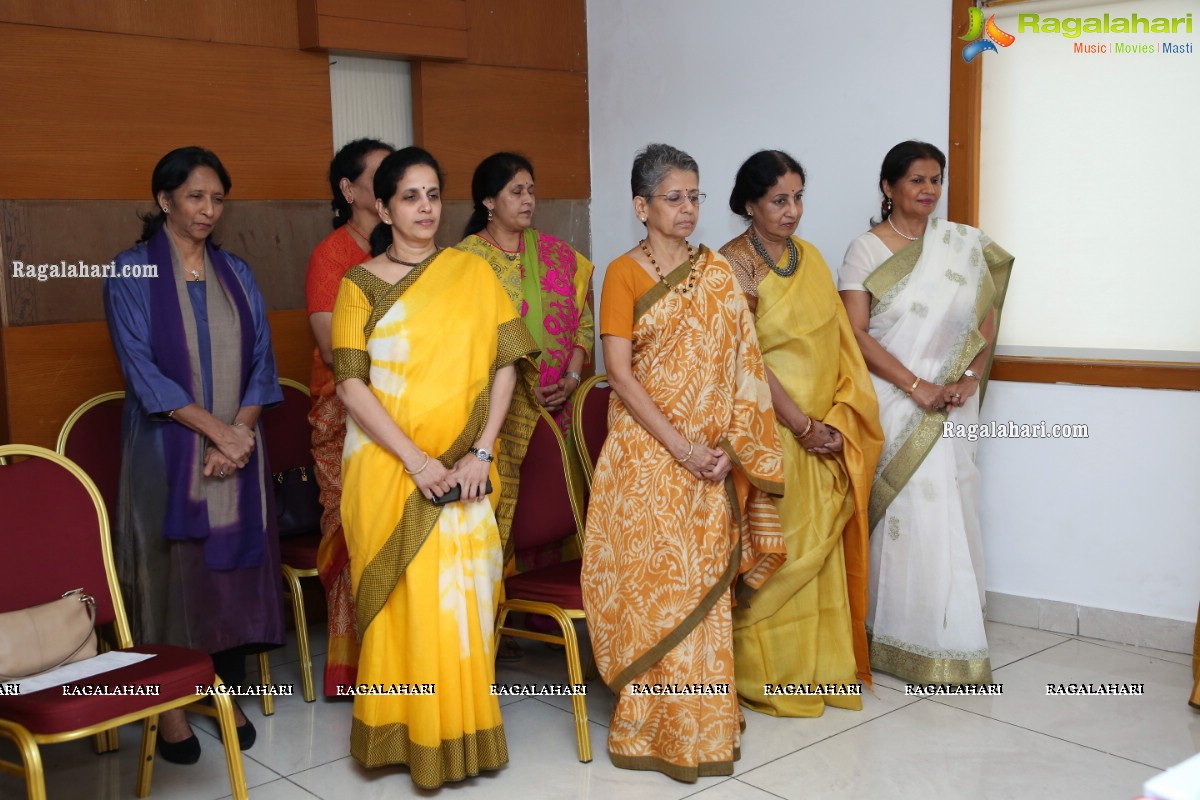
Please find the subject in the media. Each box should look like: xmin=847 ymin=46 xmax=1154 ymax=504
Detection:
xmin=407 ymin=452 xmax=491 ymax=503
xmin=534 ymin=376 xmax=579 ymax=415
xmin=678 ymin=443 xmax=731 ymax=483
xmin=215 ymin=422 xmax=255 ymax=467
xmin=798 ymin=420 xmax=843 ymax=455
xmin=912 ymin=378 xmax=978 ymax=412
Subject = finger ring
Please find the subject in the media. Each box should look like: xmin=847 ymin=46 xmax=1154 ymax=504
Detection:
xmin=218 ymin=470 xmax=226 ymax=477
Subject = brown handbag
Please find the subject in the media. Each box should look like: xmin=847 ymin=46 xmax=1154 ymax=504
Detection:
xmin=0 ymin=588 xmax=98 ymax=681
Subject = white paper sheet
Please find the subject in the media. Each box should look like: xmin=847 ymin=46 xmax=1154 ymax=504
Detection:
xmin=0 ymin=651 xmax=155 ymax=696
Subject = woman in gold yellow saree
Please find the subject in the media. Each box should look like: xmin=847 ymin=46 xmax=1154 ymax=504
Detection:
xmin=332 ymin=148 xmax=537 ymax=788
xmin=582 ymin=144 xmax=785 ymax=781
xmin=720 ymin=151 xmax=883 ymax=717
xmin=839 ymin=141 xmax=1014 ymax=686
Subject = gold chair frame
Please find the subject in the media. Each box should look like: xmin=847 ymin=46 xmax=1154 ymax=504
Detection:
xmin=259 ymin=377 xmax=320 ymax=707
xmin=569 ymin=374 xmax=609 ymax=492
xmin=0 ymin=444 xmax=248 ymax=800
xmin=56 ymin=391 xmax=285 ymax=716
xmin=494 ymin=406 xmax=592 ymax=762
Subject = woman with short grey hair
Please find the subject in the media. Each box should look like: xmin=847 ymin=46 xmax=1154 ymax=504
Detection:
xmin=581 ymin=143 xmax=786 ymax=780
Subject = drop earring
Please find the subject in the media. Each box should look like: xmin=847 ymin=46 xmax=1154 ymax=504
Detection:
xmin=487 ymin=208 xmax=494 ymax=221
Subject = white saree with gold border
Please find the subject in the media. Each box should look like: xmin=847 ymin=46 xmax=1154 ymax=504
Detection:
xmin=841 ymin=219 xmax=1013 ymax=685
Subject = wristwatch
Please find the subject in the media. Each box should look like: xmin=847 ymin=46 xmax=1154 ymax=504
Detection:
xmin=469 ymin=447 xmax=494 ymax=463
xmin=963 ymin=369 xmax=981 ymax=381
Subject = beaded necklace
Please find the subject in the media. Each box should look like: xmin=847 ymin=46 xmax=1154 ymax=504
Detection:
xmin=385 ymin=246 xmax=439 ymax=268
xmin=749 ymin=229 xmax=799 ymax=277
xmin=640 ymin=239 xmax=700 ymax=295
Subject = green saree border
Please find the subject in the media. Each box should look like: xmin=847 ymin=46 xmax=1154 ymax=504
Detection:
xmin=606 ymin=520 xmax=741 ymax=697
xmin=355 ymin=316 xmax=538 ymax=635
xmin=632 ymin=246 xmax=710 ymax=325
xmin=865 ymin=229 xmax=1015 ymax=531
xmin=350 ymin=717 xmax=508 ymax=787
xmin=862 ymin=237 xmax=923 ymax=312
xmin=609 ymin=749 xmax=738 ymax=782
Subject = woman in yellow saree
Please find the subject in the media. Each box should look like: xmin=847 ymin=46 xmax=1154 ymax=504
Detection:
xmin=332 ymin=148 xmax=537 ymax=788
xmin=583 ymin=144 xmax=786 ymax=781
xmin=720 ymin=151 xmax=883 ymax=717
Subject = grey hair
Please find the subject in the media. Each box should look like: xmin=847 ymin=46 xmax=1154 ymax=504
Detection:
xmin=630 ymin=143 xmax=699 ymax=198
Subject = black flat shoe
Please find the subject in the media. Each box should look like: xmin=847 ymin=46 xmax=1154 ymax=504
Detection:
xmin=218 ymin=716 xmax=256 ymax=751
xmin=156 ymin=733 xmax=201 ymax=765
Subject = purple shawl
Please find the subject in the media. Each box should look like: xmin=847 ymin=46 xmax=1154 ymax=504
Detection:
xmin=145 ymin=228 xmax=265 ymax=569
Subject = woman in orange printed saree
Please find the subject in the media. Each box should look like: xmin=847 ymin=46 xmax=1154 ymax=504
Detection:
xmin=582 ymin=144 xmax=785 ymax=781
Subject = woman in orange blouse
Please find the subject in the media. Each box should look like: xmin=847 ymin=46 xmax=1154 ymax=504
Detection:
xmin=304 ymin=138 xmax=394 ymax=696
xmin=582 ymin=144 xmax=785 ymax=781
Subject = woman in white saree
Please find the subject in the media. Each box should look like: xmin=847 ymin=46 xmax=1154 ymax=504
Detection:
xmin=838 ymin=141 xmax=1013 ymax=685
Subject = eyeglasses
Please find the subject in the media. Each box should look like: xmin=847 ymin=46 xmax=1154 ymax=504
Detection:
xmin=646 ymin=191 xmax=706 ymax=207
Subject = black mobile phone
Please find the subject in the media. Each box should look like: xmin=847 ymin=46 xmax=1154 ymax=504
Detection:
xmin=431 ymin=478 xmax=494 ymax=506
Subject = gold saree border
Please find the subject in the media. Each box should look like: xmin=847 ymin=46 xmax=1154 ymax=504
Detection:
xmin=862 ymin=237 xmax=923 ymax=312
xmin=607 ymin=533 xmax=741 ymax=696
xmin=608 ymin=747 xmax=739 ymax=783
xmin=632 ymin=246 xmax=711 ymax=325
xmin=865 ymin=227 xmax=1015 ymax=531
xmin=355 ymin=316 xmax=538 ymax=635
xmin=350 ymin=717 xmax=508 ymax=788
xmin=869 ymin=638 xmax=993 ymax=686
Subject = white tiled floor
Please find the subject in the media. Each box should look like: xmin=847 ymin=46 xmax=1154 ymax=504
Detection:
xmin=2 ymin=621 xmax=1195 ymax=800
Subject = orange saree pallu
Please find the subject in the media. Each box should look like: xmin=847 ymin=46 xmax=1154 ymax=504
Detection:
xmin=582 ymin=250 xmax=785 ymax=781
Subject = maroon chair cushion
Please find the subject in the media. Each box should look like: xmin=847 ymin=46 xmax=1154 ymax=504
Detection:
xmin=580 ymin=385 xmax=612 ymax=469
xmin=279 ymin=533 xmax=320 ymax=570
xmin=504 ymin=559 xmax=583 ymax=610
xmin=61 ymin=398 xmax=124 ymax=524
xmin=0 ymin=457 xmax=116 ymax=626
xmin=260 ymin=384 xmax=315 ymax=473
xmin=0 ymin=644 xmax=214 ymax=735
xmin=509 ymin=414 xmax=577 ymax=552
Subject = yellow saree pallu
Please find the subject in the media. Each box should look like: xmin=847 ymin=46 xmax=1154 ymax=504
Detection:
xmin=331 ymin=249 xmax=537 ymax=788
xmin=721 ymin=234 xmax=883 ymax=717
xmin=582 ymin=250 xmax=785 ymax=782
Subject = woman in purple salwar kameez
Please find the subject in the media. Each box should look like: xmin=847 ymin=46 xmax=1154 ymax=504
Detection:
xmin=103 ymin=147 xmax=284 ymax=764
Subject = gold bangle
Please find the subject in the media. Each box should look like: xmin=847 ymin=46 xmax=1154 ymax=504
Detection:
xmin=908 ymin=377 xmax=921 ymax=394
xmin=795 ymin=417 xmax=814 ymax=440
xmin=405 ymin=454 xmax=431 ymax=475
xmin=674 ymin=442 xmax=694 ymax=463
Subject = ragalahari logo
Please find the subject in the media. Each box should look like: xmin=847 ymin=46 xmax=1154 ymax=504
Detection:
xmin=961 ymin=7 xmax=1016 ymax=62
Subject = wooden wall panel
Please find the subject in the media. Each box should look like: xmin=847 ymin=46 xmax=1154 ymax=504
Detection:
xmin=299 ymin=0 xmax=468 ymax=59
xmin=0 ymin=24 xmax=331 ymax=201
xmin=467 ymin=0 xmax=587 ymax=72
xmin=309 ymin=15 xmax=467 ymax=60
xmin=412 ymin=63 xmax=589 ymax=200
xmin=314 ymin=0 xmax=467 ymax=29
xmin=0 ymin=311 xmax=315 ymax=449
xmin=991 ymin=356 xmax=1200 ymax=391
xmin=0 ymin=201 xmax=330 ymax=325
xmin=948 ymin=0 xmax=982 ymax=227
xmin=0 ymin=0 xmax=300 ymax=48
